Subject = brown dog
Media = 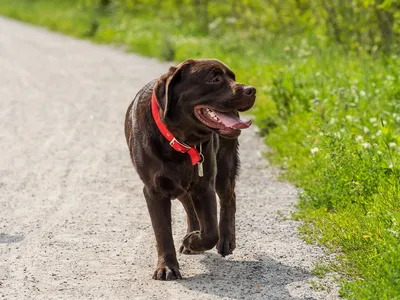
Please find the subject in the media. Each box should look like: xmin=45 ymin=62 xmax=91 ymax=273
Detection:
xmin=124 ymin=59 xmax=256 ymax=280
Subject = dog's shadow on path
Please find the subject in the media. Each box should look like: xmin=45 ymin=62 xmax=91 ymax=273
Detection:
xmin=0 ymin=233 xmax=24 ymax=244
xmin=178 ymin=252 xmax=316 ymax=300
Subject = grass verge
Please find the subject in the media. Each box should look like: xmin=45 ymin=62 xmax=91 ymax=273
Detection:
xmin=1 ymin=1 xmax=399 ymax=298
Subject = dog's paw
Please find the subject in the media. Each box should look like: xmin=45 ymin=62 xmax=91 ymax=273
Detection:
xmin=179 ymin=244 xmax=203 ymax=255
xmin=152 ymin=264 xmax=182 ymax=281
xmin=182 ymin=230 xmax=201 ymax=251
xmin=217 ymin=233 xmax=236 ymax=257
xmin=182 ymin=230 xmax=210 ymax=253
xmin=182 ymin=230 xmax=219 ymax=252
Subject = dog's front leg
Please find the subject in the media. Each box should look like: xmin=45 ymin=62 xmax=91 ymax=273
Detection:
xmin=216 ymin=180 xmax=236 ymax=257
xmin=143 ymin=186 xmax=181 ymax=280
xmin=182 ymin=185 xmax=219 ymax=252
xmin=215 ymin=138 xmax=239 ymax=257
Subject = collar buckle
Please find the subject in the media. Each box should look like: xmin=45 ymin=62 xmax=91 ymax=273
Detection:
xmin=169 ymin=137 xmax=191 ymax=153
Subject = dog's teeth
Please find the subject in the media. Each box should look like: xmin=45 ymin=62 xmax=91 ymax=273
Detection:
xmin=207 ymin=110 xmax=216 ymax=117
xmin=205 ymin=108 xmax=222 ymax=123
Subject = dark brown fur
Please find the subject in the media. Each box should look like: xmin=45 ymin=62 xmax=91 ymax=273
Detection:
xmin=124 ymin=59 xmax=256 ymax=280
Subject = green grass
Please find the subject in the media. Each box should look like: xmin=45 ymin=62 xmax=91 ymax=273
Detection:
xmin=265 ymin=56 xmax=400 ymax=298
xmin=1 ymin=1 xmax=400 ymax=298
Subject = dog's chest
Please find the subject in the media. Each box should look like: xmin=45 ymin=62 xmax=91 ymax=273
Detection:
xmin=156 ymin=154 xmax=217 ymax=199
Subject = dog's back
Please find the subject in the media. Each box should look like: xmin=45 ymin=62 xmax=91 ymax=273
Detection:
xmin=124 ymin=80 xmax=156 ymax=165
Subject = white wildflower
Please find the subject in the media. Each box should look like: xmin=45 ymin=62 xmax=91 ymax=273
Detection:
xmin=386 ymin=228 xmax=399 ymax=237
xmin=389 ymin=163 xmax=394 ymax=169
xmin=310 ymin=147 xmax=319 ymax=155
xmin=386 ymin=75 xmax=394 ymax=81
xmin=376 ymin=130 xmax=383 ymax=136
xmin=226 ymin=17 xmax=237 ymax=24
xmin=362 ymin=142 xmax=371 ymax=149
xmin=346 ymin=115 xmax=354 ymax=122
xmin=359 ymin=90 xmax=366 ymax=97
xmin=364 ymin=126 xmax=370 ymax=133
xmin=370 ymin=117 xmax=377 ymax=123
xmin=389 ymin=142 xmax=397 ymax=148
xmin=356 ymin=135 xmax=364 ymax=142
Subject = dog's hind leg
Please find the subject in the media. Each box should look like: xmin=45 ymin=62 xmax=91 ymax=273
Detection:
xmin=181 ymin=185 xmax=219 ymax=253
xmin=177 ymin=194 xmax=202 ymax=254
xmin=143 ymin=186 xmax=182 ymax=280
xmin=178 ymin=194 xmax=200 ymax=233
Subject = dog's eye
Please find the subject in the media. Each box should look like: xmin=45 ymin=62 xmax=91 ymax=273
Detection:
xmin=208 ymin=75 xmax=221 ymax=84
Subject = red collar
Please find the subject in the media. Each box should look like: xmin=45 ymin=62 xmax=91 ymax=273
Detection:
xmin=151 ymin=91 xmax=201 ymax=165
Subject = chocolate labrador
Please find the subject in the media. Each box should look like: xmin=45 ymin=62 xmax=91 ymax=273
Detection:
xmin=124 ymin=59 xmax=256 ymax=280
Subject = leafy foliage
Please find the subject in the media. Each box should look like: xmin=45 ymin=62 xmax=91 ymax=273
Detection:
xmin=1 ymin=0 xmax=400 ymax=298
xmin=76 ymin=0 xmax=400 ymax=54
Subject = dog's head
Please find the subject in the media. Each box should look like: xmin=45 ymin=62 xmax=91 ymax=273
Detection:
xmin=154 ymin=59 xmax=256 ymax=139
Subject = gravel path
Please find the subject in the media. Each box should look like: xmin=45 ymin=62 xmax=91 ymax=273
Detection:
xmin=0 ymin=16 xmax=339 ymax=300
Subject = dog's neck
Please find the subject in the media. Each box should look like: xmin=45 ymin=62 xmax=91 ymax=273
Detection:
xmin=151 ymin=95 xmax=213 ymax=146
xmin=151 ymin=91 xmax=214 ymax=165
xmin=163 ymin=121 xmax=213 ymax=146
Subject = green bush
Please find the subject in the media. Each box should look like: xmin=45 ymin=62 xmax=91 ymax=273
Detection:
xmin=1 ymin=0 xmax=400 ymax=298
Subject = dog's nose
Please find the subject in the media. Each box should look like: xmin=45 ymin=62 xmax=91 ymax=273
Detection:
xmin=243 ymin=86 xmax=256 ymax=97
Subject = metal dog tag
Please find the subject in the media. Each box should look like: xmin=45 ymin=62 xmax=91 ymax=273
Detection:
xmin=197 ymin=160 xmax=204 ymax=177
xmin=197 ymin=144 xmax=204 ymax=177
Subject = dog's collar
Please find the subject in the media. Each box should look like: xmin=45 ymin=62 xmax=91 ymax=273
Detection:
xmin=151 ymin=91 xmax=201 ymax=166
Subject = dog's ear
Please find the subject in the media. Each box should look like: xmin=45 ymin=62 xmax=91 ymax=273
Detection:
xmin=154 ymin=60 xmax=194 ymax=119
xmin=154 ymin=66 xmax=181 ymax=119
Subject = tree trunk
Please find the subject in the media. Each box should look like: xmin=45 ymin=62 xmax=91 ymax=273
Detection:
xmin=100 ymin=0 xmax=111 ymax=8
xmin=322 ymin=0 xmax=342 ymax=44
xmin=375 ymin=7 xmax=394 ymax=55
xmin=194 ymin=0 xmax=208 ymax=35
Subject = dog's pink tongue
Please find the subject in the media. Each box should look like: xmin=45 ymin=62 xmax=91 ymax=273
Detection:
xmin=214 ymin=111 xmax=252 ymax=129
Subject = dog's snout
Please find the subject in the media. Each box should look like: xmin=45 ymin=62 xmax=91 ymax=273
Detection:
xmin=243 ymin=86 xmax=256 ymax=97
xmin=236 ymin=85 xmax=256 ymax=112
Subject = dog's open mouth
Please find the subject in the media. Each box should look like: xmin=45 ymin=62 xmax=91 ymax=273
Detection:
xmin=194 ymin=106 xmax=252 ymax=136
